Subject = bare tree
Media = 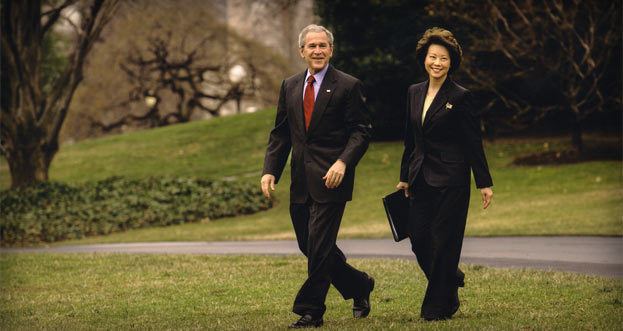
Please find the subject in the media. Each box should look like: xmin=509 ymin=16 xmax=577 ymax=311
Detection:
xmin=1 ymin=0 xmax=120 ymax=188
xmin=429 ymin=0 xmax=621 ymax=152
xmin=89 ymin=31 xmax=259 ymax=132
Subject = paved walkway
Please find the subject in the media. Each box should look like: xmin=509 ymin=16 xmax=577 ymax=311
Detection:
xmin=3 ymin=237 xmax=621 ymax=278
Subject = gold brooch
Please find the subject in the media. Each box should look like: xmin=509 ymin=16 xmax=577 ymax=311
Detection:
xmin=445 ymin=102 xmax=453 ymax=110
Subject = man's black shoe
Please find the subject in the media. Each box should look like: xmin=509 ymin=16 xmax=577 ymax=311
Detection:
xmin=288 ymin=314 xmax=323 ymax=328
xmin=353 ymin=274 xmax=375 ymax=318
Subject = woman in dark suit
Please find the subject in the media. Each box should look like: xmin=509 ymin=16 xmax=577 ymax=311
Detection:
xmin=396 ymin=27 xmax=494 ymax=321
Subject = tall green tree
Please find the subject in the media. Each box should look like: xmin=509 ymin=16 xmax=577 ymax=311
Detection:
xmin=316 ymin=0 xmax=433 ymax=140
xmin=1 ymin=0 xmax=120 ymax=188
xmin=316 ymin=1 xmax=621 ymax=147
xmin=427 ymin=0 xmax=622 ymax=151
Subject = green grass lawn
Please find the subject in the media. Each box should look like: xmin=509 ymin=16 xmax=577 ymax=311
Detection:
xmin=1 ymin=110 xmax=621 ymax=244
xmin=0 ymin=254 xmax=621 ymax=330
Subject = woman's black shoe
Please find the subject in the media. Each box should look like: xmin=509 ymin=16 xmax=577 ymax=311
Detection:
xmin=422 ymin=314 xmax=452 ymax=321
xmin=449 ymin=287 xmax=460 ymax=316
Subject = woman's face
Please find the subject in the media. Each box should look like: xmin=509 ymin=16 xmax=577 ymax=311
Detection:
xmin=424 ymin=44 xmax=451 ymax=81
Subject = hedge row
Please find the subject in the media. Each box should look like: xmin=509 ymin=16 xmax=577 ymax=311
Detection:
xmin=0 ymin=176 xmax=272 ymax=246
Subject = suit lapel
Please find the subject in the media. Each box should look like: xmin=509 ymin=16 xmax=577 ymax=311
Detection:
xmin=306 ymin=65 xmax=337 ymax=136
xmin=422 ymin=78 xmax=451 ymax=128
xmin=414 ymin=82 xmax=427 ymax=132
xmin=290 ymin=71 xmax=306 ymax=135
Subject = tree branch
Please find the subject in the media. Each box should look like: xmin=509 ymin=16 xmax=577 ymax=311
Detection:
xmin=40 ymin=0 xmax=77 ymax=37
xmin=42 ymin=0 xmax=120 ymax=145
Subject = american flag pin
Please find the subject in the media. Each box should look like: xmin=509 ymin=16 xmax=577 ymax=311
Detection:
xmin=326 ymin=89 xmax=331 ymax=92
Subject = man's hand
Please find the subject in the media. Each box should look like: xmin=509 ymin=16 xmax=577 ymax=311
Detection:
xmin=323 ymin=160 xmax=346 ymax=189
xmin=480 ymin=187 xmax=493 ymax=209
xmin=396 ymin=181 xmax=409 ymax=197
xmin=260 ymin=174 xmax=276 ymax=199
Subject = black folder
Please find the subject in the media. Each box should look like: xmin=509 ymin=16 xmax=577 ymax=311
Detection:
xmin=382 ymin=190 xmax=410 ymax=242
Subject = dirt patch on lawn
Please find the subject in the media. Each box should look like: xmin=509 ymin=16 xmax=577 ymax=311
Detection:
xmin=512 ymin=140 xmax=622 ymax=166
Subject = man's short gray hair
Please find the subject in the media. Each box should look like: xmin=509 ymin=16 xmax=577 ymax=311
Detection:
xmin=298 ymin=24 xmax=334 ymax=48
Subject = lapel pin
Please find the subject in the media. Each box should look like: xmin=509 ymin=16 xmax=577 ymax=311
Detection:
xmin=326 ymin=89 xmax=331 ymax=93
xmin=445 ymin=102 xmax=453 ymax=110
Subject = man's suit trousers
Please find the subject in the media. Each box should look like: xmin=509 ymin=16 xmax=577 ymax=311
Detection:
xmin=290 ymin=199 xmax=369 ymax=317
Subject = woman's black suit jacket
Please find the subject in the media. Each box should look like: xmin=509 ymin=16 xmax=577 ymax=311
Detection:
xmin=400 ymin=79 xmax=493 ymax=191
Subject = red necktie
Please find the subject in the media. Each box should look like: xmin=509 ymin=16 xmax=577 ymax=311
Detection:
xmin=304 ymin=75 xmax=315 ymax=130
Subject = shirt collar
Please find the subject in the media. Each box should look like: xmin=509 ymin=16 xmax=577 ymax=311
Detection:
xmin=305 ymin=64 xmax=329 ymax=85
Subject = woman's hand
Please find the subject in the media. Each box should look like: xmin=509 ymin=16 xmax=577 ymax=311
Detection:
xmin=480 ymin=187 xmax=493 ymax=209
xmin=396 ymin=181 xmax=409 ymax=197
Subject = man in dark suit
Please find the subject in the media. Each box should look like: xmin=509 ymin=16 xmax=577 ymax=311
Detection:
xmin=261 ymin=24 xmax=374 ymax=328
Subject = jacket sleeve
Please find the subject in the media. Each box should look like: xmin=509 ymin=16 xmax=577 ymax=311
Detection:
xmin=337 ymin=80 xmax=371 ymax=168
xmin=459 ymin=90 xmax=493 ymax=188
xmin=400 ymin=87 xmax=414 ymax=183
xmin=262 ymin=80 xmax=291 ymax=184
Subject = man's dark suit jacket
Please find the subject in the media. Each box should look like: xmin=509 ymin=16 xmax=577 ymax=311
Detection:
xmin=263 ymin=65 xmax=371 ymax=204
xmin=400 ymin=79 xmax=493 ymax=191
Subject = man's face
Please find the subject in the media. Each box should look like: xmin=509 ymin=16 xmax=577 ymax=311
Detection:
xmin=300 ymin=31 xmax=333 ymax=74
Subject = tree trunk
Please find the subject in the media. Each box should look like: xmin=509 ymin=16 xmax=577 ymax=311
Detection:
xmin=5 ymin=140 xmax=55 ymax=188
xmin=235 ymin=97 xmax=242 ymax=114
xmin=1 ymin=0 xmax=119 ymax=189
xmin=571 ymin=116 xmax=583 ymax=154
